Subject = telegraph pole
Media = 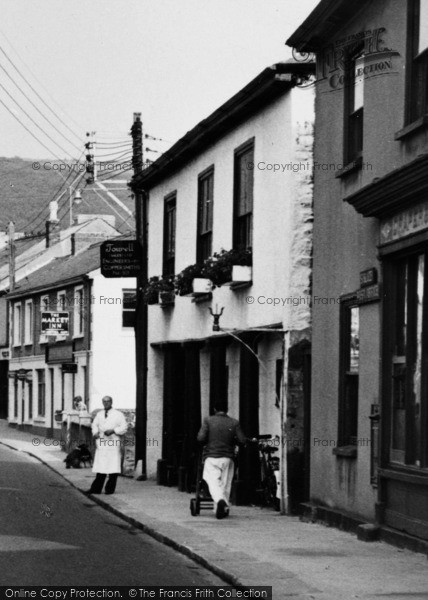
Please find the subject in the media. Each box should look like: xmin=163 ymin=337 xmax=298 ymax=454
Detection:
xmin=8 ymin=221 xmax=15 ymax=292
xmin=131 ymin=113 xmax=148 ymax=480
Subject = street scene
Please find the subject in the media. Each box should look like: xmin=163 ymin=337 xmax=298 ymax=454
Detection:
xmin=1 ymin=0 xmax=428 ymax=598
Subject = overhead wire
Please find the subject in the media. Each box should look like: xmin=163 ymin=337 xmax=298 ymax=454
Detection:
xmin=0 ymin=34 xmax=83 ymax=140
xmin=0 ymin=59 xmax=82 ymax=154
xmin=0 ymin=82 xmax=78 ymax=158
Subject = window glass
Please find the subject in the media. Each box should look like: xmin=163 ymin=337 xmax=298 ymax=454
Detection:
xmin=122 ymin=290 xmax=136 ymax=327
xmin=419 ymin=0 xmax=428 ymax=53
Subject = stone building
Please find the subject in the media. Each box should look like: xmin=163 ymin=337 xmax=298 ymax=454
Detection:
xmin=288 ymin=0 xmax=428 ymax=548
xmin=132 ymin=61 xmax=315 ymax=510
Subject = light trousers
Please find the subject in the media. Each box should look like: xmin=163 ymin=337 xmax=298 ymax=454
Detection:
xmin=202 ymin=457 xmax=234 ymax=510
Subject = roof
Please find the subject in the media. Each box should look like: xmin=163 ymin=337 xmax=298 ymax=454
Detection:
xmin=286 ymin=0 xmax=371 ymax=52
xmin=132 ymin=61 xmax=315 ymax=191
xmin=7 ymin=242 xmax=103 ymax=299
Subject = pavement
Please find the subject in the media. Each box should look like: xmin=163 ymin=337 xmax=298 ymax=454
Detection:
xmin=1 ymin=420 xmax=427 ymax=600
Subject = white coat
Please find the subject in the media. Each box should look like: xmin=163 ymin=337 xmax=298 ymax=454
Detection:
xmin=91 ymin=408 xmax=128 ymax=474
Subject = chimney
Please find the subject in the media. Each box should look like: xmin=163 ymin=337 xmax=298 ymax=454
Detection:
xmin=71 ymin=232 xmax=110 ymax=256
xmin=46 ymin=200 xmax=60 ymax=247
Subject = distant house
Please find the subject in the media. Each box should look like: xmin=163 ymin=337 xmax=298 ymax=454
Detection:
xmin=6 ymin=241 xmax=136 ymax=436
xmin=0 ymin=214 xmax=121 ymax=419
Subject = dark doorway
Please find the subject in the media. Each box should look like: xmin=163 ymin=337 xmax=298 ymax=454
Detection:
xmin=0 ymin=361 xmax=9 ymax=419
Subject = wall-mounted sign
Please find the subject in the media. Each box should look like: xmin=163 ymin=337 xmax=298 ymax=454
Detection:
xmin=380 ymin=201 xmax=428 ymax=244
xmin=61 ymin=363 xmax=77 ymax=374
xmin=356 ymin=284 xmax=380 ymax=305
xmin=17 ymin=368 xmax=29 ymax=380
xmin=41 ymin=312 xmax=69 ymax=335
xmin=100 ymin=240 xmax=141 ymax=278
xmin=360 ymin=268 xmax=378 ymax=288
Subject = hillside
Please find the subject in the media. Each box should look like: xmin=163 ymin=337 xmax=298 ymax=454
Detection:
xmin=0 ymin=157 xmax=135 ymax=234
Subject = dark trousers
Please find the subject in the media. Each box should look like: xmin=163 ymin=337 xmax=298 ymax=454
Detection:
xmin=89 ymin=473 xmax=119 ymax=494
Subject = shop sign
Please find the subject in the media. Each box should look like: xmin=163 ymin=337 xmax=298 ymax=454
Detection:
xmin=17 ymin=368 xmax=29 ymax=380
xmin=100 ymin=240 xmax=141 ymax=278
xmin=41 ymin=312 xmax=69 ymax=335
xmin=356 ymin=284 xmax=380 ymax=305
xmin=380 ymin=202 xmax=428 ymax=244
xmin=61 ymin=363 xmax=77 ymax=374
xmin=360 ymin=268 xmax=377 ymax=288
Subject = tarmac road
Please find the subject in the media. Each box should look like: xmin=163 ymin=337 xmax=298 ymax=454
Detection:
xmin=0 ymin=444 xmax=226 ymax=587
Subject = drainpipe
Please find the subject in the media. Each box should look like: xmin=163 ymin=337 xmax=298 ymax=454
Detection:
xmin=280 ymin=332 xmax=289 ymax=514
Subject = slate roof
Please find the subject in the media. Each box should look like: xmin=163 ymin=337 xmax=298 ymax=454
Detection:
xmin=7 ymin=242 xmax=103 ymax=298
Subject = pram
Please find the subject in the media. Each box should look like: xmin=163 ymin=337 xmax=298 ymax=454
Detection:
xmin=189 ymin=450 xmax=214 ymax=516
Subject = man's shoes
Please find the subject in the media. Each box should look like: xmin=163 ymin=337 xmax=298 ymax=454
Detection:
xmin=216 ymin=499 xmax=228 ymax=519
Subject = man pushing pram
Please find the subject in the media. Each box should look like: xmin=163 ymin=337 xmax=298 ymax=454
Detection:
xmin=197 ymin=401 xmax=247 ymax=519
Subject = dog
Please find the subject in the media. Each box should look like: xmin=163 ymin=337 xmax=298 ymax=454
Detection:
xmin=64 ymin=444 xmax=93 ymax=469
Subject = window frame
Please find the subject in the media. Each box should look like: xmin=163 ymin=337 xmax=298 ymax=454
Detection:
xmin=73 ymin=285 xmax=84 ymax=338
xmin=24 ymin=299 xmax=33 ymax=345
xmin=383 ymin=249 xmax=428 ymax=470
xmin=338 ymin=295 xmax=360 ymax=448
xmin=196 ymin=166 xmax=214 ymax=264
xmin=233 ymin=138 xmax=255 ymax=251
xmin=37 ymin=368 xmax=46 ymax=417
xmin=405 ymin=0 xmax=428 ymax=125
xmin=162 ymin=192 xmax=177 ymax=277
xmin=57 ymin=290 xmax=67 ymax=311
xmin=13 ymin=302 xmax=22 ymax=347
xmin=343 ymin=45 xmax=365 ymax=166
xmin=122 ymin=288 xmax=136 ymax=328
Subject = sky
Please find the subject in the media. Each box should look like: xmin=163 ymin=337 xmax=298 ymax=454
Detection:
xmin=0 ymin=0 xmax=318 ymax=161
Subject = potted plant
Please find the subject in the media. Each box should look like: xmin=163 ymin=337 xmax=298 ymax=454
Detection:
xmin=142 ymin=276 xmax=174 ymax=305
xmin=175 ymin=263 xmax=212 ymax=296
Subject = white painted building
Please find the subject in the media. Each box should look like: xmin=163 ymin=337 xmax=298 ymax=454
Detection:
xmin=7 ymin=241 xmax=136 ymax=437
xmin=133 ymin=62 xmax=315 ymax=510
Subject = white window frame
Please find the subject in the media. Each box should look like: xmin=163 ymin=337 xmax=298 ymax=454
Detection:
xmin=24 ymin=299 xmax=33 ymax=344
xmin=73 ymin=285 xmax=84 ymax=338
xmin=13 ymin=303 xmax=22 ymax=347
xmin=40 ymin=294 xmax=49 ymax=312
xmin=57 ymin=290 xmax=67 ymax=311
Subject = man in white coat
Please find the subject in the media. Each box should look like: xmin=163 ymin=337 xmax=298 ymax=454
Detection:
xmin=86 ymin=396 xmax=128 ymax=495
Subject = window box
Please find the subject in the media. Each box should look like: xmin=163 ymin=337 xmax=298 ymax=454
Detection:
xmin=203 ymin=248 xmax=253 ymax=287
xmin=192 ymin=278 xmax=213 ymax=295
xmin=159 ymin=290 xmax=175 ymax=307
xmin=142 ymin=276 xmax=174 ymax=305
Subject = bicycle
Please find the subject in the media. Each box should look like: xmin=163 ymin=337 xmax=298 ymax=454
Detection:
xmin=254 ymin=434 xmax=281 ymax=511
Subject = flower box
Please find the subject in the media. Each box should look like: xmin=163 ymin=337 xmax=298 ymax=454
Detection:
xmin=232 ymin=265 xmax=252 ymax=283
xmin=159 ymin=290 xmax=175 ymax=307
xmin=192 ymin=278 xmax=213 ymax=295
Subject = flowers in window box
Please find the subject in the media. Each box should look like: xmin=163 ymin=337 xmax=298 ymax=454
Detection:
xmin=142 ymin=276 xmax=175 ymax=305
xmin=202 ymin=248 xmax=252 ymax=287
xmin=174 ymin=263 xmax=205 ymax=296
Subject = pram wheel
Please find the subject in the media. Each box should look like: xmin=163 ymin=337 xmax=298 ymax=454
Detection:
xmin=190 ymin=498 xmax=200 ymax=516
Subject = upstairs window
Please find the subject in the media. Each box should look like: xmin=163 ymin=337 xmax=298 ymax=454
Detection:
xmin=163 ymin=193 xmax=176 ymax=277
xmin=407 ymin=0 xmax=428 ymax=123
xmin=57 ymin=290 xmax=66 ymax=311
xmin=24 ymin=300 xmax=33 ymax=344
xmin=122 ymin=289 xmax=136 ymax=328
xmin=344 ymin=47 xmax=364 ymax=165
xmin=73 ymin=286 xmax=84 ymax=337
xmin=233 ymin=140 xmax=254 ymax=251
xmin=13 ymin=303 xmax=22 ymax=346
xmin=197 ymin=167 xmax=214 ymax=263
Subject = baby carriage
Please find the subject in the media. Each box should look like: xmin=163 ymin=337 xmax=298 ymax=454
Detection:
xmin=189 ymin=451 xmax=214 ymax=516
